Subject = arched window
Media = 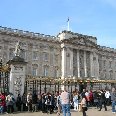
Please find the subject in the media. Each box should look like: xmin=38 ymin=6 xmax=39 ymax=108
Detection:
xmin=43 ymin=52 xmax=49 ymax=61
xmin=43 ymin=66 xmax=49 ymax=77
xmin=33 ymin=51 xmax=38 ymax=60
xmin=32 ymin=64 xmax=38 ymax=76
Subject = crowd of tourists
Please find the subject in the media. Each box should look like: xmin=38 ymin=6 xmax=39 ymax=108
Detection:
xmin=0 ymin=87 xmax=116 ymax=115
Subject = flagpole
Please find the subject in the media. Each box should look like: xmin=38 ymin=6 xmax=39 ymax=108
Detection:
xmin=67 ymin=17 xmax=70 ymax=31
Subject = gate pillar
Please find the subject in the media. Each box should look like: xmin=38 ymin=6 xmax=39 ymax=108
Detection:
xmin=7 ymin=56 xmax=27 ymax=98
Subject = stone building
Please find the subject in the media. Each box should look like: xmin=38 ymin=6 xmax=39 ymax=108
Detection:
xmin=0 ymin=26 xmax=116 ymax=90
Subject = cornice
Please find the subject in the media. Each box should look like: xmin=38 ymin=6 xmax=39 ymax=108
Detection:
xmin=0 ymin=26 xmax=60 ymax=44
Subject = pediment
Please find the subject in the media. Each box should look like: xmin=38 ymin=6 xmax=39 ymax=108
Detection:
xmin=70 ymin=37 xmax=97 ymax=47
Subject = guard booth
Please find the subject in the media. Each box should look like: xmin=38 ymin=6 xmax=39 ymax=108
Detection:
xmin=0 ymin=59 xmax=10 ymax=94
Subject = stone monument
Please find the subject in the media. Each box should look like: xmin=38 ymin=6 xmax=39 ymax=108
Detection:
xmin=7 ymin=41 xmax=27 ymax=98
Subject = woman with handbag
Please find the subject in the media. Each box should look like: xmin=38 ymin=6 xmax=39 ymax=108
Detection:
xmin=81 ymin=95 xmax=87 ymax=116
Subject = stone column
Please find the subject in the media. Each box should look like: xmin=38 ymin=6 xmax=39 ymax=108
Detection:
xmin=84 ymin=51 xmax=87 ymax=77
xmin=61 ymin=46 xmax=67 ymax=91
xmin=95 ymin=53 xmax=99 ymax=79
xmin=69 ymin=48 xmax=73 ymax=77
xmin=61 ymin=46 xmax=67 ymax=78
xmin=77 ymin=49 xmax=80 ymax=77
xmin=90 ymin=52 xmax=94 ymax=77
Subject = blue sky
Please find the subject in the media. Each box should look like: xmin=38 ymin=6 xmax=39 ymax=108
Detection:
xmin=0 ymin=0 xmax=116 ymax=48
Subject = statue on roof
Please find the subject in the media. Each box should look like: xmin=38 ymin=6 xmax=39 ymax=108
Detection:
xmin=14 ymin=41 xmax=21 ymax=56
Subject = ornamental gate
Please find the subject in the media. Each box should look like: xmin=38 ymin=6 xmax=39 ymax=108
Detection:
xmin=0 ymin=59 xmax=10 ymax=94
xmin=24 ymin=76 xmax=79 ymax=94
xmin=24 ymin=76 xmax=116 ymax=94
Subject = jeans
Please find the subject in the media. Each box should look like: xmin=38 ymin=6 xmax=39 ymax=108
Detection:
xmin=74 ymin=101 xmax=78 ymax=110
xmin=112 ymin=101 xmax=116 ymax=112
xmin=99 ymin=101 xmax=107 ymax=111
xmin=82 ymin=107 xmax=86 ymax=116
xmin=0 ymin=106 xmax=4 ymax=113
xmin=62 ymin=104 xmax=71 ymax=116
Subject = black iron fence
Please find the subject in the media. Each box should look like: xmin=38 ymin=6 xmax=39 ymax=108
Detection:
xmin=24 ymin=77 xmax=79 ymax=94
xmin=0 ymin=59 xmax=10 ymax=94
xmin=24 ymin=76 xmax=116 ymax=94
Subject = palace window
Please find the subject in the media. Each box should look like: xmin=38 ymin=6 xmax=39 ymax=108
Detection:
xmin=32 ymin=68 xmax=37 ymax=76
xmin=43 ymin=52 xmax=48 ymax=61
xmin=44 ymin=66 xmax=48 ymax=76
xmin=32 ymin=64 xmax=38 ymax=76
xmin=33 ymin=51 xmax=38 ymax=60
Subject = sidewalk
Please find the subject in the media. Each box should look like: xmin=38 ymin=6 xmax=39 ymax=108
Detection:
xmin=1 ymin=106 xmax=115 ymax=116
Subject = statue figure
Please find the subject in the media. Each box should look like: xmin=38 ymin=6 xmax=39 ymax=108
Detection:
xmin=14 ymin=77 xmax=22 ymax=94
xmin=14 ymin=41 xmax=21 ymax=56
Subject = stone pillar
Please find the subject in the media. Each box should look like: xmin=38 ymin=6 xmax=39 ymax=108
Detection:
xmin=90 ymin=52 xmax=94 ymax=77
xmin=84 ymin=51 xmax=87 ymax=77
xmin=61 ymin=46 xmax=67 ymax=78
xmin=95 ymin=53 xmax=99 ymax=79
xmin=8 ymin=56 xmax=27 ymax=98
xmin=69 ymin=48 xmax=73 ymax=77
xmin=77 ymin=49 xmax=80 ymax=77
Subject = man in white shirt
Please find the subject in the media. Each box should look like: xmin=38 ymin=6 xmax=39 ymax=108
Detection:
xmin=105 ymin=90 xmax=111 ymax=106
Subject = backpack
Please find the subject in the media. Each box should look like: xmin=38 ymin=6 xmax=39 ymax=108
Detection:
xmin=57 ymin=96 xmax=61 ymax=104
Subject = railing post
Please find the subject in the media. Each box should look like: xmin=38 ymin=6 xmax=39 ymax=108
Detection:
xmin=44 ymin=81 xmax=46 ymax=93
xmin=58 ymin=81 xmax=59 ymax=93
xmin=40 ymin=80 xmax=41 ymax=94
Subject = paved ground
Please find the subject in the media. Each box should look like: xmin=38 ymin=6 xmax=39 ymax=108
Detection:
xmin=1 ymin=106 xmax=115 ymax=116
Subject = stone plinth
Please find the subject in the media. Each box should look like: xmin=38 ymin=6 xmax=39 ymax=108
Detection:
xmin=7 ymin=56 xmax=27 ymax=98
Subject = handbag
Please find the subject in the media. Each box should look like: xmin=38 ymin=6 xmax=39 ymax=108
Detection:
xmin=84 ymin=107 xmax=88 ymax=111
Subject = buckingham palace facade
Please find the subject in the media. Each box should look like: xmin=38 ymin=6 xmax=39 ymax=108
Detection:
xmin=0 ymin=26 xmax=116 ymax=84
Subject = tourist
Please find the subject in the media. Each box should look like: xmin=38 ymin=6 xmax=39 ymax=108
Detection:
xmin=6 ymin=93 xmax=15 ymax=113
xmin=81 ymin=95 xmax=87 ymax=116
xmin=111 ymin=88 xmax=116 ymax=113
xmin=0 ymin=92 xmax=5 ymax=114
xmin=32 ymin=91 xmax=38 ymax=112
xmin=57 ymin=91 xmax=61 ymax=116
xmin=37 ymin=93 xmax=42 ymax=111
xmin=22 ymin=93 xmax=27 ymax=111
xmin=105 ymin=89 xmax=111 ymax=106
xmin=26 ymin=93 xmax=32 ymax=112
xmin=85 ymin=90 xmax=90 ymax=107
xmin=98 ymin=90 xmax=107 ymax=111
xmin=89 ymin=90 xmax=94 ymax=106
xmin=60 ymin=88 xmax=71 ymax=116
xmin=16 ymin=94 xmax=22 ymax=111
xmin=73 ymin=91 xmax=79 ymax=111
xmin=93 ymin=90 xmax=99 ymax=108
xmin=81 ymin=89 xmax=86 ymax=99
xmin=41 ymin=93 xmax=47 ymax=113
